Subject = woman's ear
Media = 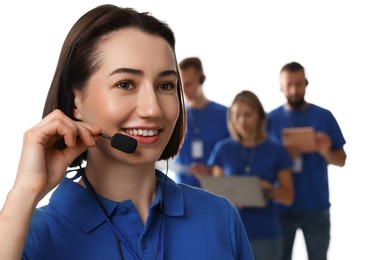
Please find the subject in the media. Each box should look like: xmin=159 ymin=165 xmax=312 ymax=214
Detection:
xmin=72 ymin=89 xmax=83 ymax=121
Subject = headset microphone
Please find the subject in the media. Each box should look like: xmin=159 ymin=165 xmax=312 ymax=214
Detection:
xmin=99 ymin=133 xmax=138 ymax=153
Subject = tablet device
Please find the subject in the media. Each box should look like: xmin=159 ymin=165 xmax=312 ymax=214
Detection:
xmin=198 ymin=176 xmax=267 ymax=207
xmin=282 ymin=127 xmax=317 ymax=153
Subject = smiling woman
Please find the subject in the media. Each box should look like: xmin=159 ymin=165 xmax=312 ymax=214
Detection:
xmin=2 ymin=1 xmax=375 ymax=260
xmin=0 ymin=4 xmax=253 ymax=260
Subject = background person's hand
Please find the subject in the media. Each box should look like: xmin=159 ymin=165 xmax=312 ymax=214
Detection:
xmin=189 ymin=163 xmax=213 ymax=177
xmin=315 ymin=132 xmax=332 ymax=156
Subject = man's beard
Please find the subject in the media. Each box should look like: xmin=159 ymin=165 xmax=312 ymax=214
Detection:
xmin=287 ymin=97 xmax=306 ymax=109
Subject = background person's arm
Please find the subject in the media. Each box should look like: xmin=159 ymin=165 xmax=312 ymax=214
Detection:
xmin=316 ymin=132 xmax=347 ymax=167
xmin=260 ymin=168 xmax=294 ymax=206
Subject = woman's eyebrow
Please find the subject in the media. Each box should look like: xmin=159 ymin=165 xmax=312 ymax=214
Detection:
xmin=109 ymin=67 xmax=143 ymax=76
xmin=109 ymin=67 xmax=177 ymax=77
xmin=159 ymin=70 xmax=178 ymax=77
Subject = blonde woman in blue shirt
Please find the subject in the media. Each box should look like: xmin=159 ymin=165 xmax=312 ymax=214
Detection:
xmin=208 ymin=90 xmax=294 ymax=260
xmin=0 ymin=5 xmax=253 ymax=259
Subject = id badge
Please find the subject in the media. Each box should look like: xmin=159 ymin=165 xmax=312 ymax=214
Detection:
xmin=292 ymin=156 xmax=303 ymax=173
xmin=191 ymin=139 xmax=204 ymax=159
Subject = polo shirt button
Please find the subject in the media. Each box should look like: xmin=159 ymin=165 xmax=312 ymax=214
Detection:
xmin=142 ymin=241 xmax=147 ymax=249
xmin=119 ymin=207 xmax=129 ymax=215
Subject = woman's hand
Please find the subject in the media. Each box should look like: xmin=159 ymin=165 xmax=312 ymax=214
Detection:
xmin=0 ymin=109 xmax=100 ymax=259
xmin=14 ymin=109 xmax=100 ymax=199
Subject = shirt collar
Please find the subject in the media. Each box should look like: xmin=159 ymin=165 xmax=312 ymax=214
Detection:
xmin=155 ymin=169 xmax=184 ymax=217
xmin=49 ymin=168 xmax=184 ymax=233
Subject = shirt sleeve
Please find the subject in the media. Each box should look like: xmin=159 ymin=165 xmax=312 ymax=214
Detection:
xmin=228 ymin=203 xmax=254 ymax=260
xmin=207 ymin=141 xmax=225 ymax=167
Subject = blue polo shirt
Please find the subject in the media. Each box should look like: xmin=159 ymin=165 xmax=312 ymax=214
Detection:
xmin=267 ymin=104 xmax=346 ymax=210
xmin=174 ymin=101 xmax=230 ymax=187
xmin=207 ymin=138 xmax=293 ymax=240
xmin=23 ymin=168 xmax=253 ymax=259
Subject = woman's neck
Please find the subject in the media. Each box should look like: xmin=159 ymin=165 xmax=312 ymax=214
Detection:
xmin=241 ymin=132 xmax=266 ymax=147
xmin=79 ymin=160 xmax=157 ymax=224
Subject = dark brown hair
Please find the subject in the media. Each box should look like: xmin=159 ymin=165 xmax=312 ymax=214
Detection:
xmin=280 ymin=61 xmax=309 ymax=86
xmin=178 ymin=57 xmax=206 ymax=84
xmin=42 ymin=4 xmax=186 ymax=166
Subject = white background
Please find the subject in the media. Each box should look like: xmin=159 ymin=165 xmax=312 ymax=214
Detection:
xmin=0 ymin=1 xmax=374 ymax=259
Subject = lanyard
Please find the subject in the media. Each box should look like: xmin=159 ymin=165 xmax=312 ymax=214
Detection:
xmin=189 ymin=105 xmax=208 ymax=136
xmin=242 ymin=146 xmax=257 ymax=174
xmin=81 ymin=172 xmax=165 ymax=260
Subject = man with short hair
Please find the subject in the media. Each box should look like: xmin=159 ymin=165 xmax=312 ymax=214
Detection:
xmin=174 ymin=57 xmax=229 ymax=187
xmin=267 ymin=61 xmax=347 ymax=260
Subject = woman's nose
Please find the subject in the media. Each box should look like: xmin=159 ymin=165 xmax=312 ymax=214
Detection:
xmin=136 ymin=85 xmax=163 ymax=118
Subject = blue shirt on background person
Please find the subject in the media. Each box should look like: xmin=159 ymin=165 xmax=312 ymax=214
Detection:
xmin=174 ymin=57 xmax=230 ymax=187
xmin=208 ymin=138 xmax=293 ymax=240
xmin=267 ymin=61 xmax=347 ymax=260
xmin=207 ymin=90 xmax=294 ymax=260
xmin=267 ymin=104 xmax=346 ymax=210
xmin=175 ymin=101 xmax=229 ymax=187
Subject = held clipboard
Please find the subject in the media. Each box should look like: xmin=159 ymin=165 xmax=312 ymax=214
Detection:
xmin=198 ymin=176 xmax=267 ymax=207
xmin=282 ymin=127 xmax=317 ymax=153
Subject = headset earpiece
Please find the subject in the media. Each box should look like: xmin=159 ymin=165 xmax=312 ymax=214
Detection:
xmin=200 ymin=74 xmax=206 ymax=84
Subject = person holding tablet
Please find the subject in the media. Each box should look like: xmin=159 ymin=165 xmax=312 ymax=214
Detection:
xmin=267 ymin=61 xmax=347 ymax=260
xmin=208 ymin=90 xmax=294 ymax=260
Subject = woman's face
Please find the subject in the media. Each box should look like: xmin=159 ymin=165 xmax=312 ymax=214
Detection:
xmin=73 ymin=28 xmax=179 ymax=165
xmin=230 ymin=101 xmax=259 ymax=139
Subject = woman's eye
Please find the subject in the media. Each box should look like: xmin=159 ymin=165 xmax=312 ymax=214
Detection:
xmin=116 ymin=80 xmax=134 ymax=90
xmin=158 ymin=82 xmax=176 ymax=91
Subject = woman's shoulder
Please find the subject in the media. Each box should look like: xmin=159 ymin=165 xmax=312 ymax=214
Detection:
xmin=263 ymin=137 xmax=283 ymax=147
xmin=178 ymin=183 xmax=235 ymax=212
xmin=158 ymin=171 xmax=239 ymax=221
xmin=28 ymin=176 xmax=94 ymax=232
xmin=213 ymin=137 xmax=239 ymax=151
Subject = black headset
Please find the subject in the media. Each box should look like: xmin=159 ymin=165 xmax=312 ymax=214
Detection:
xmin=200 ymin=74 xmax=206 ymax=84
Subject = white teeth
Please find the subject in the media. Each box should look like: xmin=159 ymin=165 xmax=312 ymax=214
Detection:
xmin=126 ymin=129 xmax=158 ymax=137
